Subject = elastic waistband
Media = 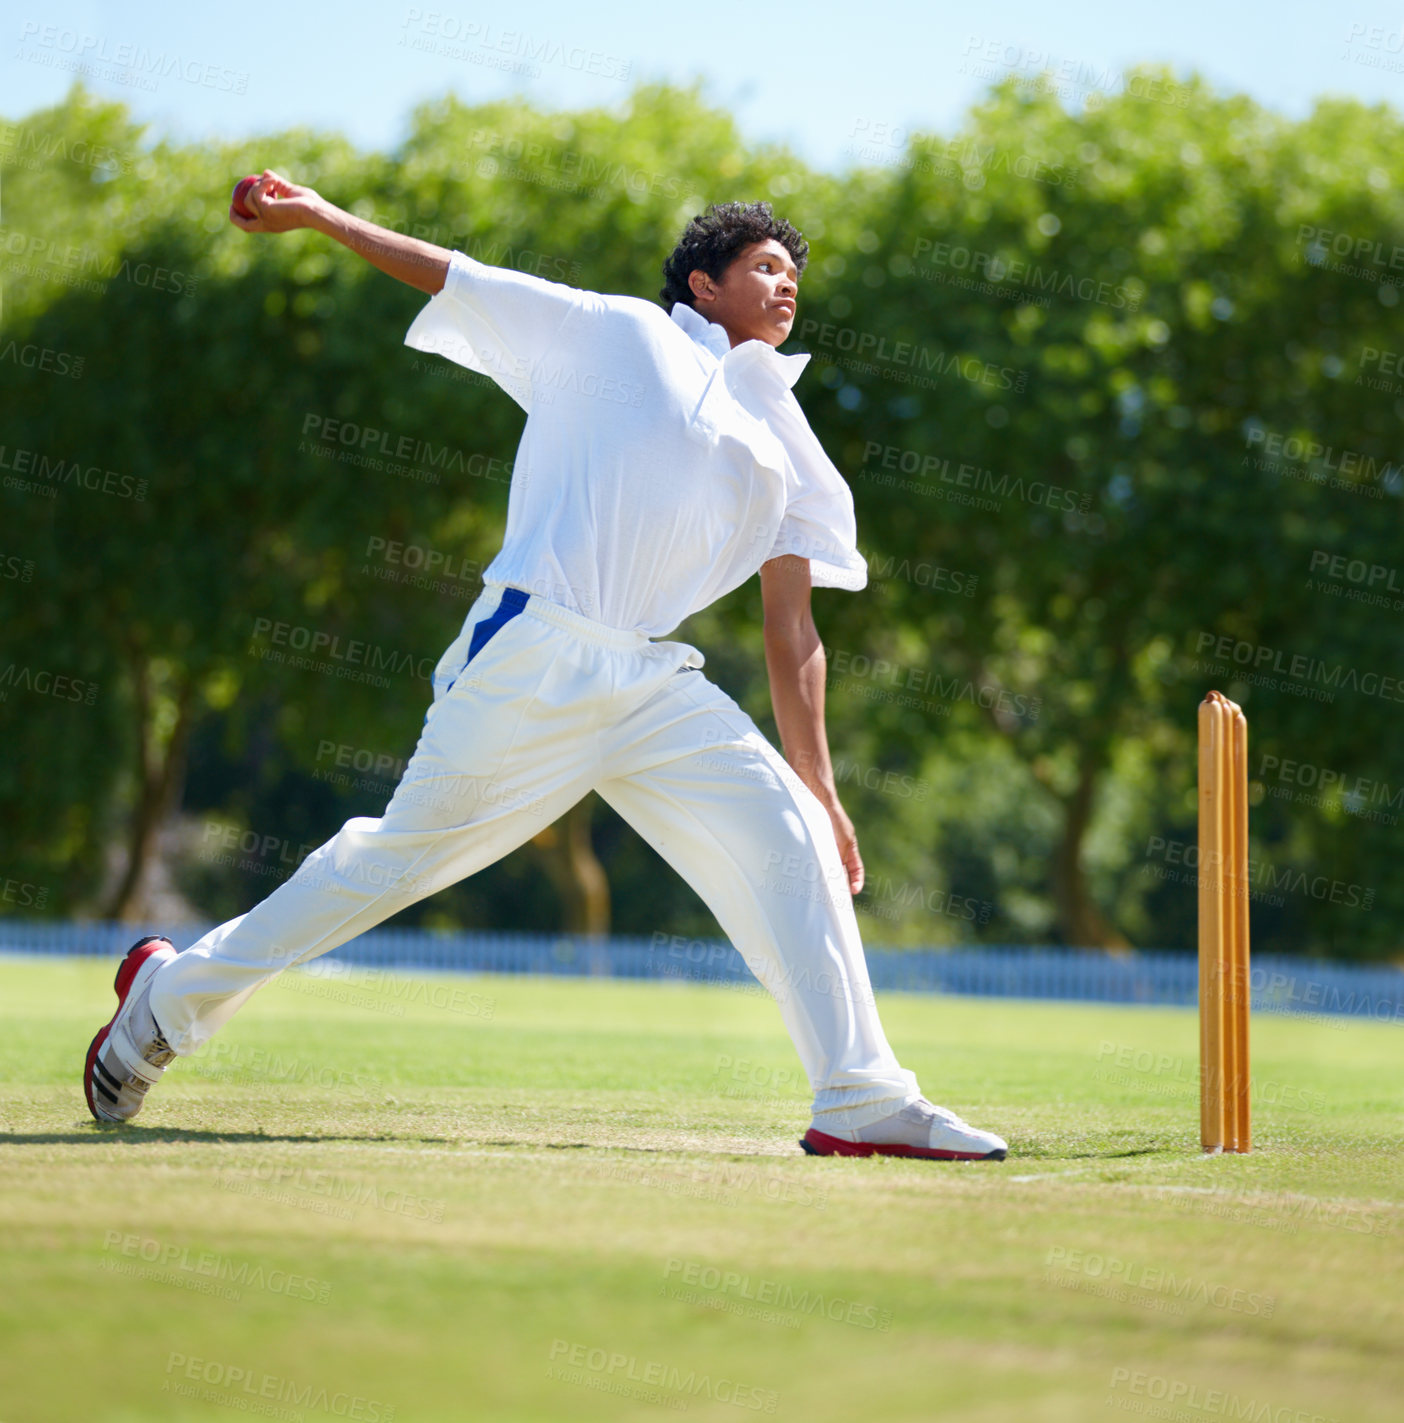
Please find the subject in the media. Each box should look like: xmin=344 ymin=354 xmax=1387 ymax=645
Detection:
xmin=486 ymin=580 xmax=649 ymax=650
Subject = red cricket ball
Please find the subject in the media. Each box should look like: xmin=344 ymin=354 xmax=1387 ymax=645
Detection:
xmin=230 ymin=174 xmax=260 ymax=220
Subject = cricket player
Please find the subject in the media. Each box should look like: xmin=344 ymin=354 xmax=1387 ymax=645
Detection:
xmin=83 ymin=171 xmax=1008 ymax=1161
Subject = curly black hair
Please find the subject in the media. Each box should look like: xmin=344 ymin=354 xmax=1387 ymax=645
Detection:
xmin=659 ymin=201 xmax=808 ymax=310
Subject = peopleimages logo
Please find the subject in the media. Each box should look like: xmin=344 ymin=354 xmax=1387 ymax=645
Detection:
xmin=1192 ymin=631 xmax=1404 ymax=705
xmin=797 ymin=318 xmax=1025 ymax=391
xmin=162 ymin=1353 xmax=394 ymax=1420
xmin=1106 ymin=1367 xmax=1340 ymax=1422
xmin=0 ymin=443 xmax=147 ymax=500
xmin=547 ymin=1339 xmax=779 ymax=1412
xmin=661 ymin=1258 xmax=891 ymax=1329
xmin=248 ymin=617 xmax=436 ymax=683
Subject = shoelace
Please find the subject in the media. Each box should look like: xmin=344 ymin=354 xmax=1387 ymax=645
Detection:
xmin=142 ymin=1033 xmax=176 ymax=1068
xmin=915 ymin=1101 xmax=966 ymax=1128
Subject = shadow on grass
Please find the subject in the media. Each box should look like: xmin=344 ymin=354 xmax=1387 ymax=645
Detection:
xmin=2 ymin=1128 xmax=458 ymax=1146
xmin=4 ymin=1131 xmax=1173 ymax=1163
xmin=6 ymin=1129 xmax=786 ymax=1154
xmin=1004 ymin=1144 xmax=1172 ymax=1162
xmin=1059 ymin=1146 xmax=1165 ymax=1160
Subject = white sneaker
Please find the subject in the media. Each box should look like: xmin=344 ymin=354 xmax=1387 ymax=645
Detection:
xmin=800 ymin=1097 xmax=1008 ymax=1161
xmin=83 ymin=936 xmax=178 ymax=1123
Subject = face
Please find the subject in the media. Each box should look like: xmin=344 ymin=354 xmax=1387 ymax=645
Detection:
xmin=687 ymin=238 xmax=799 ymax=348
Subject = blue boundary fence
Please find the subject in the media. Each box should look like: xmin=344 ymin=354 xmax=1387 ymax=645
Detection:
xmin=1 ymin=919 xmax=1400 ymax=1021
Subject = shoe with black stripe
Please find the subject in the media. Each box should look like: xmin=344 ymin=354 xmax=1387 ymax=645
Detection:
xmin=800 ymin=1097 xmax=1008 ymax=1161
xmin=84 ymin=935 xmax=178 ymax=1123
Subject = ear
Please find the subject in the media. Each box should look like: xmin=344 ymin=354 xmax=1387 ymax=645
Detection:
xmin=687 ymin=269 xmax=714 ymax=304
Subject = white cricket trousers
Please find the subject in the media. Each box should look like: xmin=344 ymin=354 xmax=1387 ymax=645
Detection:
xmin=149 ymin=582 xmax=921 ymax=1130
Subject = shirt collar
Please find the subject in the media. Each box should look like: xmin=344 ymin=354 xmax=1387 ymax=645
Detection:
xmin=669 ymin=301 xmax=810 ymax=390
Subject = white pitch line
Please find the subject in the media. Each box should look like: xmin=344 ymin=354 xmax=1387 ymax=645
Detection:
xmin=1006 ymin=1156 xmax=1212 ymax=1185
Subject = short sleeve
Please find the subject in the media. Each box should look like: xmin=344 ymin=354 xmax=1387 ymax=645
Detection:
xmin=404 ymin=252 xmax=586 ymax=412
xmin=760 ymin=388 xmax=869 ymax=592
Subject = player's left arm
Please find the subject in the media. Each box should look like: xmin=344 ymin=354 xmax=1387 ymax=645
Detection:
xmin=760 ymin=554 xmax=864 ymax=895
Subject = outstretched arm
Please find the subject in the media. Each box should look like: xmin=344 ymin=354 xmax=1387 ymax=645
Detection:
xmin=229 ymin=169 xmax=450 ymax=295
xmin=760 ymin=554 xmax=865 ymax=895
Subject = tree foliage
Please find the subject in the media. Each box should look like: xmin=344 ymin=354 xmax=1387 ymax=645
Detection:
xmin=2 ymin=78 xmax=1401 ymax=960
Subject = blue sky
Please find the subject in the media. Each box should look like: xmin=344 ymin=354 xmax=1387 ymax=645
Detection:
xmin=6 ymin=0 xmax=1403 ymax=169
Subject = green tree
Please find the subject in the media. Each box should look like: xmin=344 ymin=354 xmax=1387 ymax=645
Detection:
xmin=792 ymin=74 xmax=1404 ymax=957
xmin=4 ymin=76 xmax=1402 ymax=962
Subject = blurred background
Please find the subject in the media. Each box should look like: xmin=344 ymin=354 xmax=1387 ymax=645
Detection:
xmin=3 ymin=1 xmax=1403 ymax=963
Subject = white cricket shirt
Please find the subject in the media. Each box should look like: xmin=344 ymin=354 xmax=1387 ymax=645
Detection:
xmin=403 ymin=251 xmax=868 ymax=637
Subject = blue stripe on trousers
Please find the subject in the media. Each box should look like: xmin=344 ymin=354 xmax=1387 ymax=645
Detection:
xmin=446 ymin=586 xmax=530 ymax=693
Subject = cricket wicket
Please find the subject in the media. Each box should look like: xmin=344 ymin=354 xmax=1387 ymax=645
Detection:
xmin=1197 ymin=690 xmax=1251 ymax=1153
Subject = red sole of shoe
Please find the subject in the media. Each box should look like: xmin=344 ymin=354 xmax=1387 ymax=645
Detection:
xmin=799 ymin=1128 xmax=1006 ymax=1161
xmin=83 ymin=938 xmax=173 ymax=1122
xmin=82 ymin=1024 xmax=113 ymax=1121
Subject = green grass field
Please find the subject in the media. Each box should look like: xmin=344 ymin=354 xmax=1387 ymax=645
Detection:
xmin=1 ymin=954 xmax=1399 ymax=1423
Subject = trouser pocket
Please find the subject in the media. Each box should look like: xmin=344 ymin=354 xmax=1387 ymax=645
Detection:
xmin=432 ymin=586 xmax=532 ymax=701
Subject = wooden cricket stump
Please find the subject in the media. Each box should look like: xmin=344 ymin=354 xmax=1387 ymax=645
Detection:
xmin=1197 ymin=691 xmax=1251 ymax=1153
